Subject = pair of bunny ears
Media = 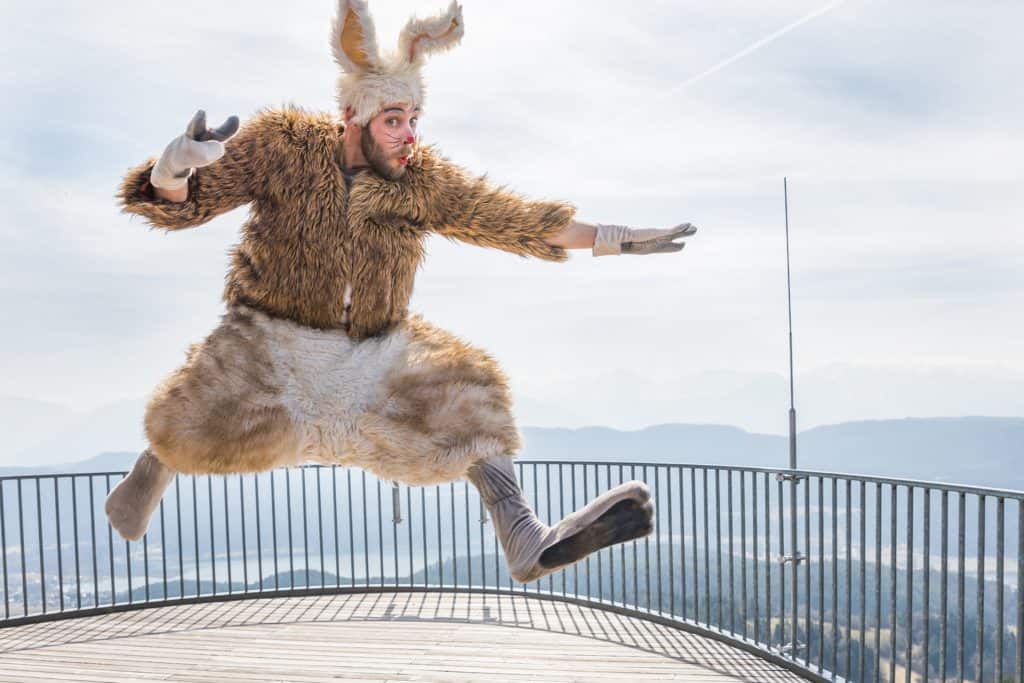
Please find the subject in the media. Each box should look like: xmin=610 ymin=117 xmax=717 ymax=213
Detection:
xmin=332 ymin=0 xmax=464 ymax=73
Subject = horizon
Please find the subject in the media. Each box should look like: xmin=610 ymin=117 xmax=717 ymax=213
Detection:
xmin=3 ymin=403 xmax=1022 ymax=482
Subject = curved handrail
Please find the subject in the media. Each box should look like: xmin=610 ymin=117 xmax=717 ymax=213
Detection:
xmin=0 ymin=461 xmax=1018 ymax=682
xmin=519 ymin=461 xmax=1024 ymax=501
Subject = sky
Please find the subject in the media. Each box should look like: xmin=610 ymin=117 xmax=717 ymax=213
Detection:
xmin=1 ymin=0 xmax=1022 ymax=436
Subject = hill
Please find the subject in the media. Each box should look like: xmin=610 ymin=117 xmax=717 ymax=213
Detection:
xmin=2 ymin=416 xmax=1021 ymax=490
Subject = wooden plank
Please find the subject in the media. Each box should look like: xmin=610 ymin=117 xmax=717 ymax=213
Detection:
xmin=0 ymin=592 xmax=807 ymax=682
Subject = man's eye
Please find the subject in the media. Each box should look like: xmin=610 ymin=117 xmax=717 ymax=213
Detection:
xmin=387 ymin=118 xmax=398 ymax=125
xmin=410 ymin=118 xmax=418 ymax=127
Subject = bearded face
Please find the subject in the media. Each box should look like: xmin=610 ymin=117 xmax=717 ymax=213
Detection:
xmin=360 ymin=126 xmax=404 ymax=180
xmin=359 ymin=105 xmax=418 ymax=180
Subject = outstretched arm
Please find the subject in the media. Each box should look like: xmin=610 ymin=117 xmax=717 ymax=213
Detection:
xmin=420 ymin=149 xmax=698 ymax=259
xmin=423 ymin=152 xmax=575 ymax=262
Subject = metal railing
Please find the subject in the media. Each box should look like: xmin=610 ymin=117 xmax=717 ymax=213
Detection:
xmin=1 ymin=461 xmax=1021 ymax=682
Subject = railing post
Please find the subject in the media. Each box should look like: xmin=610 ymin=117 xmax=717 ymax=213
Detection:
xmin=1 ymin=480 xmax=7 ymax=620
xmin=1017 ymin=500 xmax=1023 ymax=683
xmin=777 ymin=471 xmax=806 ymax=661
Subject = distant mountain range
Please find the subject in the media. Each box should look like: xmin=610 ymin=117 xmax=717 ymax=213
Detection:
xmin=522 ymin=417 xmax=1024 ymax=489
xmin=1 ymin=395 xmax=147 ymax=467
xmin=1 ymin=414 xmax=1020 ymax=491
xmin=5 ymin=363 xmax=1023 ymax=466
xmin=520 ymin=365 xmax=1024 ymax=434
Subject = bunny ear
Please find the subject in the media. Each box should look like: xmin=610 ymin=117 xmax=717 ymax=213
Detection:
xmin=331 ymin=0 xmax=381 ymax=73
xmin=397 ymin=0 xmax=464 ymax=66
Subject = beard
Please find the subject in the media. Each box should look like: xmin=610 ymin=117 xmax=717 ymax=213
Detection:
xmin=360 ymin=125 xmax=411 ymax=181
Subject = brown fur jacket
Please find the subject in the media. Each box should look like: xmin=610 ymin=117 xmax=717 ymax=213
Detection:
xmin=118 ymin=107 xmax=575 ymax=339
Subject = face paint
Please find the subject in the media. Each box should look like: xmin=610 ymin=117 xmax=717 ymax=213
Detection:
xmin=360 ymin=125 xmax=397 ymax=179
xmin=360 ymin=122 xmax=415 ymax=180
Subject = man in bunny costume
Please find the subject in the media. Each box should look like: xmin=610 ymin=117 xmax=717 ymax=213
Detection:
xmin=107 ymin=0 xmax=698 ymax=584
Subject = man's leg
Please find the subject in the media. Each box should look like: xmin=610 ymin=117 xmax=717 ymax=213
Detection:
xmin=105 ymin=449 xmax=175 ymax=541
xmin=466 ymin=454 xmax=654 ymax=584
xmin=354 ymin=315 xmax=654 ymax=582
xmin=106 ymin=306 xmax=307 ymax=541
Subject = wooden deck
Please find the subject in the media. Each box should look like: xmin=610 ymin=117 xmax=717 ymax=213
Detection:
xmin=0 ymin=591 xmax=808 ymax=682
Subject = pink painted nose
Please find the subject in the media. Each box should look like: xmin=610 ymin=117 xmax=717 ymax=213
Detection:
xmin=405 ymin=136 xmax=415 ymax=144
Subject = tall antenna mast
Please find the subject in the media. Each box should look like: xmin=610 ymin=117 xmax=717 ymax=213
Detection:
xmin=784 ymin=178 xmax=797 ymax=469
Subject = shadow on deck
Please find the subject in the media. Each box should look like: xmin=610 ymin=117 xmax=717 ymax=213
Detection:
xmin=0 ymin=591 xmax=809 ymax=682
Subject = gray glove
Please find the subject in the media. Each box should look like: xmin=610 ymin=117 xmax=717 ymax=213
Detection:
xmin=593 ymin=222 xmax=698 ymax=256
xmin=150 ymin=110 xmax=240 ymax=190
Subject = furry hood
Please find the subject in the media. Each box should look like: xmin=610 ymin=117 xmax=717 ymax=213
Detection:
xmin=331 ymin=0 xmax=464 ymax=125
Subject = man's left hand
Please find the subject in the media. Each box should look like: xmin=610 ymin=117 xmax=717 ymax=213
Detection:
xmin=593 ymin=223 xmax=698 ymax=256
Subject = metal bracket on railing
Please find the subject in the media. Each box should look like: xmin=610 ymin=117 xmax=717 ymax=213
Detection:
xmin=779 ymin=640 xmax=806 ymax=656
xmin=391 ymin=482 xmax=402 ymax=524
xmin=778 ymin=552 xmax=805 ymax=566
xmin=479 ymin=496 xmax=489 ymax=525
xmin=775 ymin=472 xmax=806 ymax=483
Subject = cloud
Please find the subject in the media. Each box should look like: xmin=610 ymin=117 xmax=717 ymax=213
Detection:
xmin=1 ymin=0 xmax=1021 ymax=417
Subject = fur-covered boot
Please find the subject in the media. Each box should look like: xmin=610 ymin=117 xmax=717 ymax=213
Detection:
xmin=105 ymin=449 xmax=175 ymax=541
xmin=467 ymin=455 xmax=654 ymax=583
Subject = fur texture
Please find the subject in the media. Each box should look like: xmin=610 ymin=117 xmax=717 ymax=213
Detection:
xmin=398 ymin=1 xmax=464 ymax=66
xmin=332 ymin=0 xmax=381 ymax=74
xmin=331 ymin=0 xmax=464 ymax=124
xmin=144 ymin=305 xmax=518 ymax=485
xmin=352 ymin=314 xmax=521 ymax=484
xmin=104 ymin=449 xmax=175 ymax=541
xmin=118 ymin=107 xmax=573 ymax=341
xmin=144 ymin=306 xmax=303 ymax=475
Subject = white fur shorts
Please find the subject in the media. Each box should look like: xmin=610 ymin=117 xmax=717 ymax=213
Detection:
xmin=143 ymin=305 xmax=520 ymax=485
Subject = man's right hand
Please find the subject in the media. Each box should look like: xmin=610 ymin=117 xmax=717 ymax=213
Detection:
xmin=150 ymin=110 xmax=240 ymax=194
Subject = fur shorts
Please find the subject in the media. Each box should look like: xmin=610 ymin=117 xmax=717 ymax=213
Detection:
xmin=143 ymin=305 xmax=521 ymax=485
